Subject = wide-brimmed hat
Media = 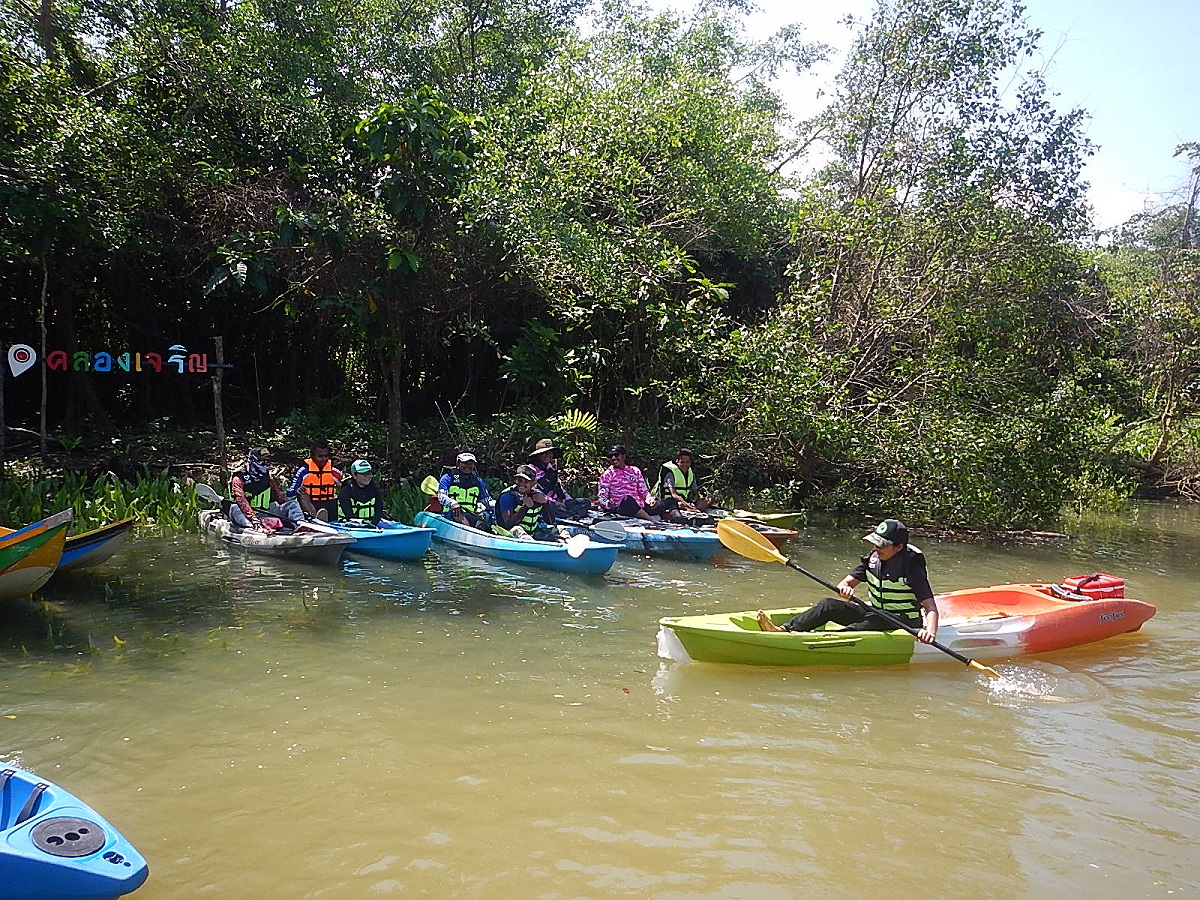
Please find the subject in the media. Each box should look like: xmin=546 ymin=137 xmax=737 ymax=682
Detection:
xmin=456 ymin=452 xmax=477 ymax=464
xmin=529 ymin=438 xmax=561 ymax=459
xmin=863 ymin=519 xmax=909 ymax=547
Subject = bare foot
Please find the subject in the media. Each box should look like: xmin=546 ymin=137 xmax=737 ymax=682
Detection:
xmin=757 ymin=610 xmax=785 ymax=632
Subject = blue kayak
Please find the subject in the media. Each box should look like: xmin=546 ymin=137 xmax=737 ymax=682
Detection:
xmin=614 ymin=522 xmax=722 ymax=560
xmin=326 ymin=519 xmax=434 ymax=561
xmin=0 ymin=764 xmax=148 ymax=900
xmin=414 ymin=511 xmax=619 ymax=575
xmin=58 ymin=518 xmax=136 ymax=573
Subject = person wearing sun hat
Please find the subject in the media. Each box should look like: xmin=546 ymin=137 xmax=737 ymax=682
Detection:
xmin=757 ymin=518 xmax=939 ymax=642
xmin=338 ymin=459 xmax=385 ymax=525
xmin=528 ymin=437 xmax=590 ymax=518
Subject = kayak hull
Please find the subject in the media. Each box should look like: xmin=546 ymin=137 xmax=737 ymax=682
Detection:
xmin=716 ymin=520 xmax=797 ymax=549
xmin=58 ymin=518 xmax=136 ymax=573
xmin=615 ymin=523 xmax=722 ymax=560
xmin=414 ymin=511 xmax=618 ymax=575
xmin=587 ymin=518 xmax=793 ymax=559
xmin=658 ymin=582 xmax=1157 ymax=667
xmin=198 ymin=510 xmax=354 ymax=565
xmin=327 ymin=519 xmax=434 ymax=561
xmin=0 ymin=510 xmax=73 ymax=602
xmin=0 ymin=763 xmax=149 ymax=899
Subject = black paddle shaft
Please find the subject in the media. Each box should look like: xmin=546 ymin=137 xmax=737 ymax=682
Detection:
xmin=782 ymin=558 xmax=977 ymax=669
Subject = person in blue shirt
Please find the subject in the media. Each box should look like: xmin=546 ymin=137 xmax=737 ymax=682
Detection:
xmin=437 ymin=452 xmax=494 ymax=529
xmin=497 ymin=464 xmax=555 ymax=539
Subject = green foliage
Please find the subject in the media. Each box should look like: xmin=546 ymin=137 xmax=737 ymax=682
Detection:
xmin=267 ymin=400 xmax=388 ymax=460
xmin=1 ymin=0 xmax=1193 ymax=530
xmin=467 ymin=6 xmax=808 ymax=421
xmin=0 ymin=472 xmax=204 ymax=533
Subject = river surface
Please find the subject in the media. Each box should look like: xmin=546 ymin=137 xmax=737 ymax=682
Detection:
xmin=2 ymin=503 xmax=1198 ymax=898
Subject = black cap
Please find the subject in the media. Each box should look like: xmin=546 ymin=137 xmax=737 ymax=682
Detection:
xmin=863 ymin=519 xmax=909 ymax=547
xmin=608 ymin=444 xmax=627 ymax=457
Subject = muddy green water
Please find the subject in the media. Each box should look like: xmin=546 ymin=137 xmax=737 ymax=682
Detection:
xmin=2 ymin=503 xmax=1198 ymax=898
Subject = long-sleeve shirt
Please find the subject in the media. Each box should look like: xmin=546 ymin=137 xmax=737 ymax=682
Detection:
xmin=437 ymin=472 xmax=494 ymax=512
xmin=530 ymin=462 xmax=571 ymax=503
xmin=597 ymin=464 xmax=649 ymax=510
xmin=230 ymin=474 xmax=285 ymax=521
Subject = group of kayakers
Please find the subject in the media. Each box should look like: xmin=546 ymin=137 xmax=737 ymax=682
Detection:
xmin=227 ymin=442 xmax=383 ymax=534
xmin=435 ymin=440 xmax=714 ymax=539
xmin=225 ymin=439 xmax=939 ymax=645
xmin=226 ymin=438 xmax=712 ymax=537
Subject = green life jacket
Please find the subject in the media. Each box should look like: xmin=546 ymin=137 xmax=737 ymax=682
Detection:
xmin=659 ymin=461 xmax=696 ymax=500
xmin=446 ymin=473 xmax=483 ymax=512
xmin=862 ymin=546 xmax=924 ymax=626
xmin=501 ymin=486 xmax=543 ymax=531
xmin=346 ymin=493 xmax=377 ymax=521
xmin=231 ymin=471 xmax=273 ymax=511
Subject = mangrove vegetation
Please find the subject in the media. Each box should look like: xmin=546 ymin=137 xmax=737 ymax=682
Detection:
xmin=2 ymin=0 xmax=1198 ymax=530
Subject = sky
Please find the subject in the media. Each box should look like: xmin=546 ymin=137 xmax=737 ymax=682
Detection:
xmin=659 ymin=0 xmax=1200 ymax=230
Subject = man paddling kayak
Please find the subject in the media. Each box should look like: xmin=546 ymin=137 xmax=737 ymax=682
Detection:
xmin=757 ymin=519 xmax=940 ymax=643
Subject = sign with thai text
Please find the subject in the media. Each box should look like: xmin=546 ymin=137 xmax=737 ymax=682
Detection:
xmin=5 ymin=345 xmax=230 ymax=377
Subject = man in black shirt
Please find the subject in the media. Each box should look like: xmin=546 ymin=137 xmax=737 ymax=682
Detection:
xmin=757 ymin=519 xmax=940 ymax=643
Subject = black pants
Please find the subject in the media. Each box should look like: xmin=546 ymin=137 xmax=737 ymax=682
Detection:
xmin=610 ymin=496 xmax=645 ymax=517
xmin=782 ymin=597 xmax=906 ymax=632
xmin=312 ymin=498 xmax=339 ymax=521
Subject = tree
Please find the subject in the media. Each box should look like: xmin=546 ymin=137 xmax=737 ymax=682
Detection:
xmin=705 ymin=0 xmax=1102 ymax=527
xmin=466 ymin=5 xmax=817 ymax=424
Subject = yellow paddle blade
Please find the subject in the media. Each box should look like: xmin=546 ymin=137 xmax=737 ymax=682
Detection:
xmin=420 ymin=475 xmax=439 ymax=496
xmin=969 ymin=660 xmax=1003 ymax=679
xmin=717 ymin=519 xmax=788 ymax=565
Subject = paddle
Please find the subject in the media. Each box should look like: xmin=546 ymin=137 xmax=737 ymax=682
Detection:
xmin=716 ymin=519 xmax=1001 ymax=679
xmin=563 ymin=533 xmax=590 ymax=558
xmin=490 ymin=516 xmax=589 ymax=558
xmin=559 ymin=519 xmax=627 ymax=543
xmin=194 ymin=483 xmax=223 ymax=505
xmin=420 ymin=475 xmax=440 ymax=497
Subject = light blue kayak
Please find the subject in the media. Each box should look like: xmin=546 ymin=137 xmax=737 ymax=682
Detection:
xmin=327 ymin=519 xmax=434 ymax=561
xmin=414 ymin=511 xmax=619 ymax=575
xmin=613 ymin=522 xmax=723 ymax=560
xmin=0 ymin=763 xmax=148 ymax=899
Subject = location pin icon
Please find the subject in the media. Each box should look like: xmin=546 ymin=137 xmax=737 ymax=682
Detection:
xmin=7 ymin=344 xmax=37 ymax=377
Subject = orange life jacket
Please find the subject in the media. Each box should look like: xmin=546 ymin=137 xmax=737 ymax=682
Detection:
xmin=301 ymin=458 xmax=340 ymax=502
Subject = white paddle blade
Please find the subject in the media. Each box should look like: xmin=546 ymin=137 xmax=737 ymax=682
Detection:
xmin=590 ymin=520 xmax=627 ymax=543
xmin=194 ymin=483 xmax=223 ymax=505
xmin=564 ymin=533 xmax=590 ymax=558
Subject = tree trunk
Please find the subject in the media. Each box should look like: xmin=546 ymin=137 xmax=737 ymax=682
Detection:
xmin=386 ymin=358 xmax=402 ymax=464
